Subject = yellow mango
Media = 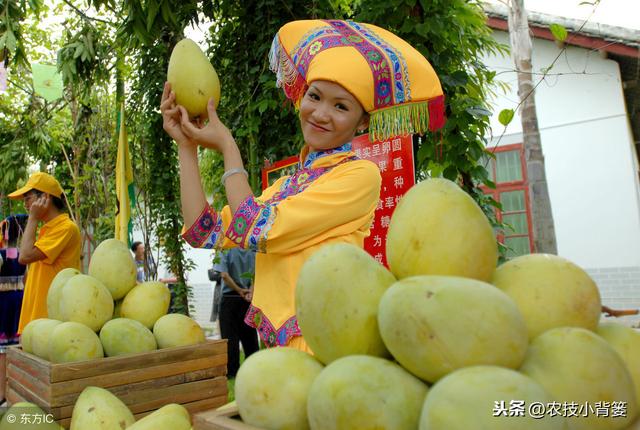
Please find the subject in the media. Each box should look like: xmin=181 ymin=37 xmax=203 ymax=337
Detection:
xmin=492 ymin=253 xmax=602 ymax=339
xmin=30 ymin=318 xmax=63 ymax=361
xmin=386 ymin=178 xmax=498 ymax=282
xmin=126 ymin=404 xmax=191 ymax=430
xmin=59 ymin=274 xmax=113 ymax=332
xmin=597 ymin=322 xmax=640 ymax=409
xmin=70 ymin=386 xmax=135 ymax=430
xmin=307 ymin=355 xmax=428 ymax=430
xmin=121 ymin=281 xmax=171 ymax=329
xmin=99 ymin=318 xmax=157 ymax=357
xmin=48 ymin=321 xmax=104 ymax=363
xmin=167 ymin=38 xmax=221 ymax=118
xmin=520 ymin=327 xmax=638 ymax=430
xmin=378 ymin=275 xmax=528 ymax=383
xmin=47 ymin=267 xmax=81 ymax=320
xmin=295 ymin=243 xmax=396 ymax=364
xmin=0 ymin=402 xmax=61 ymax=430
xmin=235 ymin=347 xmax=323 ymax=430
xmin=419 ymin=366 xmax=566 ymax=430
xmin=153 ymin=314 xmax=205 ymax=349
xmin=88 ymin=239 xmax=137 ymax=300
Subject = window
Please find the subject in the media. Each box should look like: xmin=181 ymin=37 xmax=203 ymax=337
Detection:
xmin=481 ymin=144 xmax=533 ymax=258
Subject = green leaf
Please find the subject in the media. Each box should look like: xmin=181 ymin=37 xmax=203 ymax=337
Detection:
xmin=147 ymin=0 xmax=159 ymax=32
xmin=549 ymin=23 xmax=568 ymax=42
xmin=498 ymin=109 xmax=514 ymax=126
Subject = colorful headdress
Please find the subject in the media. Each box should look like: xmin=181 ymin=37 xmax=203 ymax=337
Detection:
xmin=269 ymin=19 xmax=445 ymax=142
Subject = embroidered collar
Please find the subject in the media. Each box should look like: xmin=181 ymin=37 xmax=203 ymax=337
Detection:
xmin=301 ymin=142 xmax=352 ymax=169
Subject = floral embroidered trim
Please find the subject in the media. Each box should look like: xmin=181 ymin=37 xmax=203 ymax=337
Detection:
xmin=244 ymin=305 xmax=301 ymax=347
xmin=181 ymin=204 xmax=224 ymax=249
xmin=225 ymin=197 xmax=275 ymax=252
xmin=348 ymin=21 xmax=411 ymax=103
xmin=302 ymin=142 xmax=352 ymax=169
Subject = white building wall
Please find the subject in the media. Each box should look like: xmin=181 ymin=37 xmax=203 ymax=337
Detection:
xmin=484 ymin=31 xmax=640 ymax=319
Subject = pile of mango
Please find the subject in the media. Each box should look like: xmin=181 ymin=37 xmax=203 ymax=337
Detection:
xmin=235 ymin=178 xmax=640 ymax=430
xmin=0 ymin=388 xmax=191 ymax=430
xmin=21 ymin=238 xmax=205 ymax=364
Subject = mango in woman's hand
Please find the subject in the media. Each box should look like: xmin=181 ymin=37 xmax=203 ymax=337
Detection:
xmin=167 ymin=38 xmax=221 ymax=118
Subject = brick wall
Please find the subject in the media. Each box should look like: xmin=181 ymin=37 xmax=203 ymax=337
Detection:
xmin=587 ymin=266 xmax=640 ymax=328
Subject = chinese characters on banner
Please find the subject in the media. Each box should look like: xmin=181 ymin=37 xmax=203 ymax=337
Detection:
xmin=352 ymin=134 xmax=415 ymax=267
xmin=262 ymin=134 xmax=416 ymax=268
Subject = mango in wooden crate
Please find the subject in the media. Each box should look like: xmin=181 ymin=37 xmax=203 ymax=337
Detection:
xmin=59 ymin=274 xmax=113 ymax=332
xmin=99 ymin=318 xmax=157 ymax=357
xmin=70 ymin=386 xmax=135 ymax=430
xmin=121 ymin=281 xmax=171 ymax=329
xmin=48 ymin=321 xmax=104 ymax=363
xmin=0 ymin=402 xmax=62 ymax=430
xmin=88 ymin=238 xmax=137 ymax=300
xmin=47 ymin=267 xmax=81 ymax=320
xmin=127 ymin=404 xmax=191 ymax=430
xmin=153 ymin=313 xmax=205 ymax=349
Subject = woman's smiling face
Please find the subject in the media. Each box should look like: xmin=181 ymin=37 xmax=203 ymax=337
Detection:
xmin=299 ymin=80 xmax=368 ymax=152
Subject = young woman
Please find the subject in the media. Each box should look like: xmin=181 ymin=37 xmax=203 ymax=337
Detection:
xmin=160 ymin=19 xmax=445 ymax=352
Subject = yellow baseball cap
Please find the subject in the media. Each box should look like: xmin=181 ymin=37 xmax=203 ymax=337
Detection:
xmin=8 ymin=172 xmax=64 ymax=199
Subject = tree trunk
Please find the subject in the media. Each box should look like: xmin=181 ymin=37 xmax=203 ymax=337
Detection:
xmin=508 ymin=0 xmax=558 ymax=254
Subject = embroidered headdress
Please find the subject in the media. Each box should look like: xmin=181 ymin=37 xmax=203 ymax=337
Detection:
xmin=270 ymin=19 xmax=445 ymax=142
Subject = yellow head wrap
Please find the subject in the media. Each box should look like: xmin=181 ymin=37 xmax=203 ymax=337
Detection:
xmin=270 ymin=19 xmax=445 ymax=141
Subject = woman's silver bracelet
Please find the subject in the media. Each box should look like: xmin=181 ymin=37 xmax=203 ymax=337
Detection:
xmin=221 ymin=167 xmax=249 ymax=186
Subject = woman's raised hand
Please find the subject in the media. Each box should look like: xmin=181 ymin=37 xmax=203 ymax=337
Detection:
xmin=178 ymin=98 xmax=235 ymax=154
xmin=160 ymin=82 xmax=191 ymax=146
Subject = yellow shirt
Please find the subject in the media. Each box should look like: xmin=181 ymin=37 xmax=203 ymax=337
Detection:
xmin=18 ymin=213 xmax=81 ymax=333
xmin=183 ymin=143 xmax=381 ymax=347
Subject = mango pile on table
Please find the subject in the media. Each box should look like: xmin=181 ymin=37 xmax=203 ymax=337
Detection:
xmin=234 ymin=178 xmax=640 ymax=430
xmin=20 ymin=238 xmax=206 ymax=364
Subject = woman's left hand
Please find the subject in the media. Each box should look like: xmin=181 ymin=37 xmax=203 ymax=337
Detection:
xmin=179 ymin=98 xmax=235 ymax=154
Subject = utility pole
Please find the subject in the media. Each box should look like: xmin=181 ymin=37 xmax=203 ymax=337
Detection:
xmin=508 ymin=0 xmax=558 ymax=254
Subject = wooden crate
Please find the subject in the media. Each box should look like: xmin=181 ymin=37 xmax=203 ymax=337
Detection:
xmin=6 ymin=339 xmax=229 ymax=429
xmin=194 ymin=403 xmax=264 ymax=430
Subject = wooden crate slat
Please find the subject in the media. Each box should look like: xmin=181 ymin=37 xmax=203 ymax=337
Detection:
xmin=122 ymin=377 xmax=227 ymax=414
xmin=49 ymin=339 xmax=227 ymax=382
xmin=6 ymin=346 xmax=51 ymax=381
xmin=50 ymin=355 xmax=225 ymax=398
xmin=7 ymin=363 xmax=52 ymax=402
xmin=5 ymin=371 xmax=50 ymax=411
xmin=52 ymin=377 xmax=227 ymax=421
xmin=50 ymin=366 xmax=225 ymax=409
xmin=194 ymin=404 xmax=265 ymax=430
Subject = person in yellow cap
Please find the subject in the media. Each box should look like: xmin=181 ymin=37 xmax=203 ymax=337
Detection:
xmin=8 ymin=172 xmax=81 ymax=333
xmin=160 ymin=19 xmax=445 ymax=352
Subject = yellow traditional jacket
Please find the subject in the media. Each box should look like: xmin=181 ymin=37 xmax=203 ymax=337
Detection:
xmin=183 ymin=142 xmax=381 ymax=347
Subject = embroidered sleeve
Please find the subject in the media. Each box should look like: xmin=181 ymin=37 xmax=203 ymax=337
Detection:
xmin=181 ymin=203 xmax=225 ymax=249
xmin=225 ymin=196 xmax=276 ymax=253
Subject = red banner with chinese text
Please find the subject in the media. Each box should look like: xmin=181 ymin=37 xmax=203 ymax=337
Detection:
xmin=262 ymin=134 xmax=416 ymax=267
xmin=352 ymin=134 xmax=415 ymax=267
